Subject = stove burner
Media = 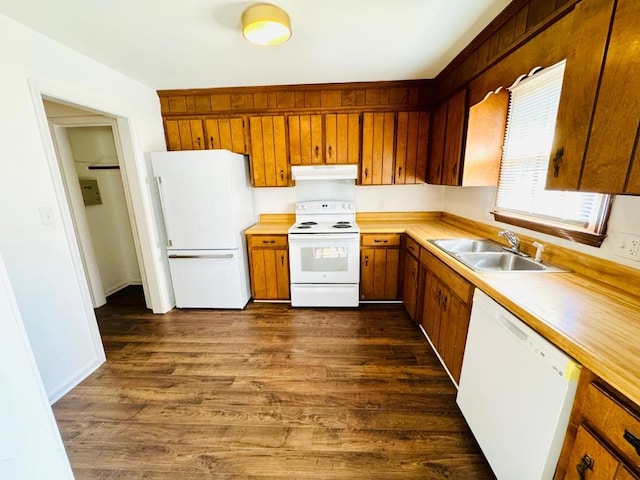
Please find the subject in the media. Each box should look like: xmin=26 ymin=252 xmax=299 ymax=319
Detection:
xmin=333 ymin=224 xmax=352 ymax=229
xmin=296 ymin=225 xmax=312 ymax=229
xmin=300 ymin=221 xmax=318 ymax=225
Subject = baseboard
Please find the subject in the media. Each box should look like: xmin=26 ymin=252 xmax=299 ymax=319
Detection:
xmin=47 ymin=355 xmax=104 ymax=404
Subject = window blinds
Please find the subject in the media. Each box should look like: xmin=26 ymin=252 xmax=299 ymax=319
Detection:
xmin=495 ymin=61 xmax=607 ymax=231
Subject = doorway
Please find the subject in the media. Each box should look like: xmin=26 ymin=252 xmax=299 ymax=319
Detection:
xmin=43 ymin=99 xmax=149 ymax=309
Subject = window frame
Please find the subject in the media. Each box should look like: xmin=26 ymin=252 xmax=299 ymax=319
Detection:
xmin=492 ymin=63 xmax=612 ymax=248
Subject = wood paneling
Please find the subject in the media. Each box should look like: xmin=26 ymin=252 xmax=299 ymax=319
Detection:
xmin=53 ymin=287 xmax=494 ymax=479
xmin=159 ymin=81 xmax=431 ymax=116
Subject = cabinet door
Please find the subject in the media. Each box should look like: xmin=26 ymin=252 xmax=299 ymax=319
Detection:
xmin=249 ymin=116 xmax=289 ymax=187
xmin=360 ymin=248 xmax=400 ymax=300
xmin=421 ymin=273 xmax=442 ymax=348
xmin=427 ymin=102 xmax=447 ymax=184
xmin=442 ymin=89 xmax=468 ymax=186
xmin=249 ymin=248 xmax=289 ymax=300
xmin=396 ymin=111 xmax=429 ymax=184
xmin=361 ymin=112 xmax=395 ymax=185
xmin=545 ymin=0 xmax=616 ymax=191
xmin=204 ymin=117 xmax=246 ymax=153
xmin=288 ymin=114 xmax=323 ymax=165
xmin=440 ymin=291 xmax=471 ymax=383
xmin=325 ymin=113 xmax=360 ymax=164
xmin=563 ymin=426 xmax=619 ymax=480
xmin=579 ymin=0 xmax=640 ymax=194
xmin=164 ymin=119 xmax=205 ymax=151
xmin=461 ymin=89 xmax=509 ymax=186
xmin=402 ymin=251 xmax=419 ymax=320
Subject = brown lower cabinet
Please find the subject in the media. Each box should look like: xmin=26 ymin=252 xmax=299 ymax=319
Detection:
xmin=418 ymin=247 xmax=474 ymax=384
xmin=247 ymin=234 xmax=290 ymax=300
xmin=360 ymin=233 xmax=401 ymax=301
xmin=401 ymin=236 xmax=422 ymax=320
xmin=558 ymin=379 xmax=640 ymax=480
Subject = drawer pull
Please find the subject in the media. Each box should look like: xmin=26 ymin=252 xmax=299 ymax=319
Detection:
xmin=262 ymin=240 xmax=276 ymax=244
xmin=624 ymin=429 xmax=640 ymax=455
xmin=576 ymin=454 xmax=594 ymax=479
xmin=374 ymin=239 xmax=388 ymax=243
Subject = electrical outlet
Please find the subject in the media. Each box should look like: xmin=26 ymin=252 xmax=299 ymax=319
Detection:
xmin=614 ymin=233 xmax=640 ymax=261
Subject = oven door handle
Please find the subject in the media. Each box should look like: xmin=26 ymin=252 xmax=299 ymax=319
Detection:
xmin=288 ymin=233 xmax=360 ymax=241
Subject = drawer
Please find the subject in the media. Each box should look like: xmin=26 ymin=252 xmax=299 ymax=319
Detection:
xmin=405 ymin=236 xmax=421 ymax=257
xmin=564 ymin=425 xmax=620 ymax=479
xmin=248 ymin=235 xmax=288 ymax=248
xmin=583 ymin=382 xmax=640 ymax=470
xmin=362 ymin=233 xmax=400 ymax=247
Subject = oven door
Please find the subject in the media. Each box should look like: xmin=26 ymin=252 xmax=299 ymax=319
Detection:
xmin=288 ymin=233 xmax=360 ymax=284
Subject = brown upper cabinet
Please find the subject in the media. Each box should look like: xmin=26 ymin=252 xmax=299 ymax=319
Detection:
xmin=395 ymin=111 xmax=430 ymax=184
xmin=203 ymin=117 xmax=247 ymax=153
xmin=288 ymin=113 xmax=360 ymax=165
xmin=164 ymin=118 xmax=206 ymax=151
xmin=324 ymin=113 xmax=360 ymax=164
xmin=428 ymin=89 xmax=468 ymax=186
xmin=362 ymin=111 xmax=430 ymax=185
xmin=547 ymin=0 xmax=640 ymax=195
xmin=249 ymin=115 xmax=289 ymax=187
xmin=428 ymin=87 xmax=508 ymax=187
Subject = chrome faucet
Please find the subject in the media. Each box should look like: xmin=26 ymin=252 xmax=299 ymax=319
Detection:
xmin=499 ymin=230 xmax=525 ymax=256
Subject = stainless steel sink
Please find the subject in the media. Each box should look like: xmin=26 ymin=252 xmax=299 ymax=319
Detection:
xmin=430 ymin=238 xmax=568 ymax=273
xmin=431 ymin=238 xmax=504 ymax=253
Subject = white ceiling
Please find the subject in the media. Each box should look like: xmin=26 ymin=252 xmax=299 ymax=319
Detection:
xmin=0 ymin=0 xmax=512 ymax=90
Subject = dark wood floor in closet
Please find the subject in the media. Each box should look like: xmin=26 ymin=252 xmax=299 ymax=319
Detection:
xmin=52 ymin=286 xmax=494 ymax=479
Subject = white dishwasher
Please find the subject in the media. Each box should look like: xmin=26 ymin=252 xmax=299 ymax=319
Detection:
xmin=457 ymin=289 xmax=581 ymax=480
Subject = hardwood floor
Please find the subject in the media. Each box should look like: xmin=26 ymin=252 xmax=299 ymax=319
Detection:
xmin=53 ymin=286 xmax=494 ymax=479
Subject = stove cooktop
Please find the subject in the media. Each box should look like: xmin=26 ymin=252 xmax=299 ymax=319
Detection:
xmin=288 ymin=220 xmax=360 ymax=234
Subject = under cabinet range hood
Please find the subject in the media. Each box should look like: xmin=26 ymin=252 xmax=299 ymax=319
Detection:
xmin=291 ymin=165 xmax=358 ymax=181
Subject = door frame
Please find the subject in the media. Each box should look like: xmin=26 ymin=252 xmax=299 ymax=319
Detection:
xmin=48 ymin=116 xmax=147 ymax=308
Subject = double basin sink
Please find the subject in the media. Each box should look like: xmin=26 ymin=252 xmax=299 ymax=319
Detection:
xmin=430 ymin=238 xmax=568 ymax=273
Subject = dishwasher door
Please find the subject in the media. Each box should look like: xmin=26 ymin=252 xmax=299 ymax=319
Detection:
xmin=457 ymin=289 xmax=581 ymax=480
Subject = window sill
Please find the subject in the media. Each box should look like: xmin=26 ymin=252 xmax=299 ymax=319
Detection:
xmin=491 ymin=211 xmax=607 ymax=248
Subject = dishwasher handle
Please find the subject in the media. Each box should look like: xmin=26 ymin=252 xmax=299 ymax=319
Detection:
xmin=498 ymin=314 xmax=528 ymax=342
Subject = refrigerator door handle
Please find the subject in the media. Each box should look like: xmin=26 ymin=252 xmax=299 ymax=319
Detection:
xmin=155 ymin=176 xmax=174 ymax=247
xmin=168 ymin=254 xmax=234 ymax=259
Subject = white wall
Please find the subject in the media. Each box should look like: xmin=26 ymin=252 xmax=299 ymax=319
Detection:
xmin=253 ymin=184 xmax=445 ymax=215
xmin=0 ymin=253 xmax=73 ymax=480
xmin=443 ymin=186 xmax=640 ymax=270
xmin=69 ymin=126 xmax=141 ymax=295
xmin=0 ymin=13 xmax=170 ymax=401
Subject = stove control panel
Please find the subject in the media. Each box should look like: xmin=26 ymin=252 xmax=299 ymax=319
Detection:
xmin=295 ymin=200 xmax=356 ymax=214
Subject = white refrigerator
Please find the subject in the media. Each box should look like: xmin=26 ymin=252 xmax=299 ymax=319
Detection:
xmin=150 ymin=150 xmax=255 ymax=309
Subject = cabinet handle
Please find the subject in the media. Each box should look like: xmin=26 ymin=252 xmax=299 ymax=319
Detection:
xmin=452 ymin=162 xmax=458 ymax=179
xmin=365 ymin=255 xmax=369 ymax=267
xmin=328 ymin=145 xmax=333 ymax=158
xmin=262 ymin=240 xmax=276 ymax=244
xmin=435 ymin=288 xmax=441 ymax=305
xmin=210 ymin=136 xmax=215 ymax=148
xmin=408 ymin=244 xmax=415 ymax=251
xmin=397 ymin=166 xmax=402 ymax=178
xmin=364 ymin=167 xmax=369 ymax=178
xmin=552 ymin=147 xmax=564 ymax=178
xmin=280 ymin=169 xmax=285 ymax=180
xmin=280 ymin=255 xmax=285 ymax=267
xmin=374 ymin=239 xmax=388 ymax=243
xmin=576 ymin=454 xmax=594 ymax=479
xmin=196 ymin=137 xmax=202 ymax=148
xmin=442 ymin=295 xmax=448 ymax=312
xmin=623 ymin=429 xmax=640 ymax=456
xmin=314 ymin=145 xmax=319 ymax=158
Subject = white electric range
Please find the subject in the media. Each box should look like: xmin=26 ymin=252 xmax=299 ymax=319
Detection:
xmin=288 ymin=200 xmax=360 ymax=307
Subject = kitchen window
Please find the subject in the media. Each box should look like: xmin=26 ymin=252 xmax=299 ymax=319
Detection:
xmin=493 ymin=61 xmax=612 ymax=247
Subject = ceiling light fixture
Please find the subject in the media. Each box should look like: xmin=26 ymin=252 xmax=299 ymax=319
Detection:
xmin=242 ymin=3 xmax=291 ymax=46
